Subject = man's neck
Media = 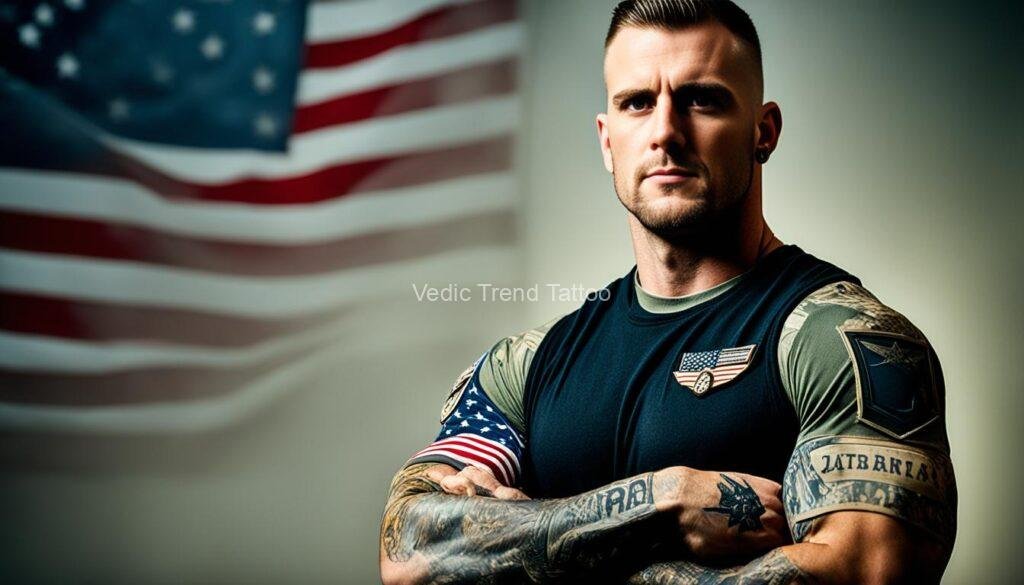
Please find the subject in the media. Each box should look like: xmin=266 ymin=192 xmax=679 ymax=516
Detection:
xmin=630 ymin=214 xmax=782 ymax=298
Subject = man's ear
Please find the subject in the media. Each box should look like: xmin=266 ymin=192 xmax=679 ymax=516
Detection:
xmin=755 ymin=101 xmax=783 ymax=153
xmin=596 ymin=112 xmax=614 ymax=173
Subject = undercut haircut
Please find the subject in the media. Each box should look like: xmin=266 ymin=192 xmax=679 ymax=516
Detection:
xmin=605 ymin=0 xmax=763 ymax=83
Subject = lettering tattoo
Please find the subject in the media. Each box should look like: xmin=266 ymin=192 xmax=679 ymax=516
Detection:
xmin=783 ymin=436 xmax=957 ymax=544
xmin=627 ymin=549 xmax=808 ymax=584
xmin=380 ymin=463 xmax=666 ymax=583
xmin=702 ymin=474 xmax=765 ymax=532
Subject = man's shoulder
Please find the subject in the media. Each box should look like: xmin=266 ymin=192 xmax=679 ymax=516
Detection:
xmin=777 ymin=279 xmax=946 ymax=444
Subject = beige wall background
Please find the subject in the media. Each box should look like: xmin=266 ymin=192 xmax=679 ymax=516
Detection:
xmin=1 ymin=1 xmax=1020 ymax=583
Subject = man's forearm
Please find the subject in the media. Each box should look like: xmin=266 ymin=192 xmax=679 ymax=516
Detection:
xmin=626 ymin=548 xmax=808 ymax=585
xmin=380 ymin=463 xmax=675 ymax=584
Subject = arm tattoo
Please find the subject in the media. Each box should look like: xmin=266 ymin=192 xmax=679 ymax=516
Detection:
xmin=783 ymin=436 xmax=957 ymax=545
xmin=701 ymin=474 xmax=765 ymax=533
xmin=380 ymin=463 xmax=668 ymax=583
xmin=627 ymin=549 xmax=808 ymax=585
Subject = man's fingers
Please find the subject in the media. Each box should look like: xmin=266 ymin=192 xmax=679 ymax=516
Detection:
xmin=457 ymin=466 xmax=504 ymax=492
xmin=494 ymin=486 xmax=531 ymax=501
xmin=440 ymin=474 xmax=477 ymax=496
xmin=425 ymin=464 xmax=459 ymax=485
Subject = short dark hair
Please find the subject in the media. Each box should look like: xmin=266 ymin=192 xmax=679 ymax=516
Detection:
xmin=605 ymin=0 xmax=762 ymax=80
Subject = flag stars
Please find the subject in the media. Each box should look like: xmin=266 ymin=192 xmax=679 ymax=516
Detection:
xmin=35 ymin=3 xmax=55 ymax=26
xmin=252 ymin=11 xmax=276 ymax=35
xmin=485 ymin=405 xmax=493 ymax=412
xmin=19 ymin=23 xmax=41 ymax=48
xmin=481 ymin=427 xmax=491 ymax=433
xmin=108 ymin=98 xmax=130 ymax=121
xmin=252 ymin=66 xmax=274 ymax=94
xmin=200 ymin=34 xmax=225 ymax=60
xmin=474 ymin=412 xmax=486 ymax=421
xmin=453 ymin=410 xmax=461 ymax=419
xmin=465 ymin=399 xmax=477 ymax=407
xmin=253 ymin=113 xmax=277 ymax=137
xmin=56 ymin=52 xmax=79 ymax=79
xmin=460 ymin=420 xmax=469 ymax=428
xmin=172 ymin=9 xmax=195 ymax=34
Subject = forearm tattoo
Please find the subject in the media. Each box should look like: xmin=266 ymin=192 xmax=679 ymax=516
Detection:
xmin=702 ymin=474 xmax=765 ymax=533
xmin=626 ymin=549 xmax=807 ymax=585
xmin=380 ymin=463 xmax=667 ymax=583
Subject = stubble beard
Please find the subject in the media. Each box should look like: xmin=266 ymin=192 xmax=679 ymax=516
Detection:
xmin=613 ymin=152 xmax=755 ymax=242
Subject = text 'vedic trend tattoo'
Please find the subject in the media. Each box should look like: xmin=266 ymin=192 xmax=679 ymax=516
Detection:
xmin=702 ymin=474 xmax=766 ymax=532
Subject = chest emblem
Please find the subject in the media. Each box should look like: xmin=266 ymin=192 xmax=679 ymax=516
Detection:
xmin=673 ymin=344 xmax=757 ymax=396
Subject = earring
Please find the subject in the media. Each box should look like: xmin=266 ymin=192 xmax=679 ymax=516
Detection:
xmin=755 ymin=149 xmax=771 ymax=164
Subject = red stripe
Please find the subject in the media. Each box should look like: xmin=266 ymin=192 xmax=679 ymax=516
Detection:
xmin=412 ymin=445 xmax=508 ymax=484
xmin=431 ymin=435 xmax=516 ymax=477
xmin=0 ymin=292 xmax=338 ymax=347
xmin=0 ymin=208 xmax=516 ymax=276
xmin=122 ymin=136 xmax=513 ymax=205
xmin=413 ymin=443 xmax=512 ymax=484
xmin=433 ymin=434 xmax=519 ymax=466
xmin=0 ymin=358 xmax=295 ymax=407
xmin=293 ymin=60 xmax=516 ymax=134
xmin=303 ymin=0 xmax=517 ymax=70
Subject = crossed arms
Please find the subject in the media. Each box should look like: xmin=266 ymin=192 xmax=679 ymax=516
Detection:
xmin=379 ymin=458 xmax=951 ymax=584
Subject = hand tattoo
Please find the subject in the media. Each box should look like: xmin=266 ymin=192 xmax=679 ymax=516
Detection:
xmin=702 ymin=474 xmax=765 ymax=532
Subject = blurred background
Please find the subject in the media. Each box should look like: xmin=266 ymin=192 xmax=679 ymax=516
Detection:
xmin=0 ymin=0 xmax=1019 ymax=583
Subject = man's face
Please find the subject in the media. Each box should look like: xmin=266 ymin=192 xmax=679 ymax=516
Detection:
xmin=597 ymin=22 xmax=764 ymax=238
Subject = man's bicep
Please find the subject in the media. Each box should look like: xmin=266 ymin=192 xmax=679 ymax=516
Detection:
xmin=778 ymin=281 xmax=957 ymax=548
xmin=783 ymin=435 xmax=956 ymax=546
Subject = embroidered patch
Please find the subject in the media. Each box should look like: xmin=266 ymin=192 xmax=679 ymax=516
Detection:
xmin=674 ymin=344 xmax=756 ymax=396
xmin=839 ymin=328 xmax=939 ymax=439
xmin=440 ymin=364 xmax=474 ymax=423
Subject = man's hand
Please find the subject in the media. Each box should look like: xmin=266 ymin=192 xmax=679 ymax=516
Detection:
xmin=433 ymin=464 xmax=531 ymax=500
xmin=653 ymin=466 xmax=791 ymax=561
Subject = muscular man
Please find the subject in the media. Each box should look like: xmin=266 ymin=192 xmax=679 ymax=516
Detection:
xmin=379 ymin=1 xmax=956 ymax=583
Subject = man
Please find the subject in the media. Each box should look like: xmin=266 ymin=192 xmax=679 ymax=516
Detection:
xmin=379 ymin=1 xmax=956 ymax=583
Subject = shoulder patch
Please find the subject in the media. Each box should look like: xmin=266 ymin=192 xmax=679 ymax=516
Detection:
xmin=440 ymin=363 xmax=475 ymax=423
xmin=839 ymin=328 xmax=939 ymax=439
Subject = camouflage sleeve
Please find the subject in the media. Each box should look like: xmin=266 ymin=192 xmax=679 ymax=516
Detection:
xmin=777 ymin=281 xmax=957 ymax=546
xmin=403 ymin=316 xmax=560 ymax=486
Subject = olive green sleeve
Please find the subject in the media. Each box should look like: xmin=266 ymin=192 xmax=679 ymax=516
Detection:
xmin=475 ymin=315 xmax=562 ymax=437
xmin=777 ymin=281 xmax=956 ymax=545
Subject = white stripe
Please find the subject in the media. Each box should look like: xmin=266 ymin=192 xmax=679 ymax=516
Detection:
xmin=0 ymin=170 xmax=516 ymax=244
xmin=0 ymin=315 xmax=484 ymax=433
xmin=299 ymin=22 xmax=523 ymax=105
xmin=432 ymin=433 xmax=520 ymax=472
xmin=101 ymin=96 xmax=519 ymax=183
xmin=0 ymin=246 xmax=518 ymax=318
xmin=306 ymin=0 xmax=480 ymax=43
xmin=412 ymin=446 xmax=512 ymax=485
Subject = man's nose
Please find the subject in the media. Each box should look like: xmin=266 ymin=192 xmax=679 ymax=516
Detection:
xmin=649 ymin=96 xmax=686 ymax=152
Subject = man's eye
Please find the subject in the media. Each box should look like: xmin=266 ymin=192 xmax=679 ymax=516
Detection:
xmin=623 ymin=98 xmax=651 ymax=111
xmin=686 ymin=94 xmax=717 ymax=109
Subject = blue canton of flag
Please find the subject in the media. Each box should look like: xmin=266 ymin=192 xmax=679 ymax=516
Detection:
xmin=408 ymin=356 xmax=524 ymax=487
xmin=0 ymin=0 xmax=307 ymax=152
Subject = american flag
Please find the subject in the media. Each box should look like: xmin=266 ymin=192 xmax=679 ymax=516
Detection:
xmin=673 ymin=344 xmax=756 ymax=391
xmin=407 ymin=354 xmax=523 ymax=486
xmin=0 ymin=0 xmax=522 ymax=433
